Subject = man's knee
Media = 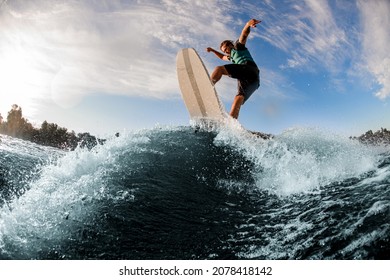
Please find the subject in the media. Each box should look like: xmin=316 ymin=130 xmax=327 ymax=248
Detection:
xmin=214 ymin=65 xmax=227 ymax=75
xmin=211 ymin=66 xmax=228 ymax=84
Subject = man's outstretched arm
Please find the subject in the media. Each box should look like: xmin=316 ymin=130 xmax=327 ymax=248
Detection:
xmin=239 ymin=19 xmax=261 ymax=45
xmin=206 ymin=47 xmax=229 ymax=61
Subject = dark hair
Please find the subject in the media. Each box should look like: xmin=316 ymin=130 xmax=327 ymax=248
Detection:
xmin=220 ymin=40 xmax=234 ymax=50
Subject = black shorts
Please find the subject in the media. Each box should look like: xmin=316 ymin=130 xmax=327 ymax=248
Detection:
xmin=224 ymin=63 xmax=260 ymax=103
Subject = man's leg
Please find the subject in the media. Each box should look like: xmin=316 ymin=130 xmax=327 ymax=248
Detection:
xmin=229 ymin=95 xmax=245 ymax=119
xmin=230 ymin=78 xmax=259 ymax=119
xmin=210 ymin=66 xmax=229 ymax=85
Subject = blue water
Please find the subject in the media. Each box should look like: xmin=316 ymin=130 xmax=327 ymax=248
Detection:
xmin=0 ymin=123 xmax=389 ymax=259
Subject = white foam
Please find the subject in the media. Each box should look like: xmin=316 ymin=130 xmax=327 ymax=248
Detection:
xmin=214 ymin=125 xmax=379 ymax=196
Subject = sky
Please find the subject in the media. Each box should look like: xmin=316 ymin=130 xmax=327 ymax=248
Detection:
xmin=0 ymin=0 xmax=389 ymax=137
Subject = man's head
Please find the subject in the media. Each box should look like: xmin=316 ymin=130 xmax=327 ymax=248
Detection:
xmin=220 ymin=40 xmax=234 ymax=54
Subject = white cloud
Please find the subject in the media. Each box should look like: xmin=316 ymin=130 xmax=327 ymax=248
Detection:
xmin=254 ymin=0 xmax=390 ymax=101
xmin=357 ymin=0 xmax=390 ymax=99
xmin=258 ymin=0 xmax=348 ymax=72
xmin=0 ymin=0 xmax=236 ymax=117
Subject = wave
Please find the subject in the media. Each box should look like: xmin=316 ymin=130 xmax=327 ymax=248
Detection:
xmin=0 ymin=123 xmax=388 ymax=259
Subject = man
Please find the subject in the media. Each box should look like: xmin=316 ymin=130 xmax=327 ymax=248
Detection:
xmin=206 ymin=19 xmax=261 ymax=119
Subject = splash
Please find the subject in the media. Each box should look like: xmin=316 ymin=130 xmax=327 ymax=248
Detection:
xmin=0 ymin=132 xmax=145 ymax=258
xmin=214 ymin=125 xmax=378 ymax=196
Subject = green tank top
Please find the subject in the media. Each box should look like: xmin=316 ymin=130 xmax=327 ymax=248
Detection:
xmin=229 ymin=42 xmax=256 ymax=65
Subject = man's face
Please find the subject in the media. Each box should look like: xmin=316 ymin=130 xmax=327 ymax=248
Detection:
xmin=221 ymin=42 xmax=233 ymax=54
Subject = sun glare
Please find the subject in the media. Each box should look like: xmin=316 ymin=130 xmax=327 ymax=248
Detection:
xmin=0 ymin=44 xmax=49 ymax=117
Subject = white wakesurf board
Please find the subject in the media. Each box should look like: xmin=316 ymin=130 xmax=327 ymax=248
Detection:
xmin=176 ymin=48 xmax=226 ymax=122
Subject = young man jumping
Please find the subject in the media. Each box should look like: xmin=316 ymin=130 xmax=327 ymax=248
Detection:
xmin=206 ymin=19 xmax=261 ymax=119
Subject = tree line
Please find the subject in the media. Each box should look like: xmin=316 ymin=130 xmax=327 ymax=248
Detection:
xmin=352 ymin=127 xmax=390 ymax=146
xmin=0 ymin=105 xmax=104 ymax=150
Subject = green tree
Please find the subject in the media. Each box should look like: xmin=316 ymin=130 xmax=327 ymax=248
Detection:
xmin=4 ymin=104 xmax=33 ymax=138
xmin=1 ymin=104 xmax=103 ymax=150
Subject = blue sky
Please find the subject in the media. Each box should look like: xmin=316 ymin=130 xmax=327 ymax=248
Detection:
xmin=0 ymin=0 xmax=389 ymax=137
